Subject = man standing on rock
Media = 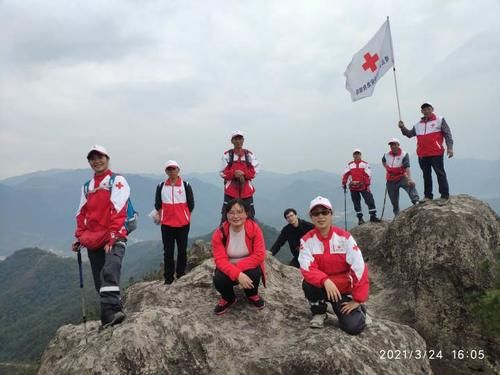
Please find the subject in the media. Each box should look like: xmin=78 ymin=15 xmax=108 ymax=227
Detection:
xmin=398 ymin=102 xmax=454 ymax=203
xmin=270 ymin=208 xmax=314 ymax=268
xmin=342 ymin=149 xmax=381 ymax=225
xmin=72 ymin=145 xmax=129 ymax=329
xmin=299 ymin=196 xmax=368 ymax=334
xmin=219 ymin=130 xmax=260 ymax=219
xmin=382 ymin=138 xmax=420 ymax=216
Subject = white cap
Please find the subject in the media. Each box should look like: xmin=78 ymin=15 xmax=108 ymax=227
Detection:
xmin=353 ymin=148 xmax=362 ymax=154
xmin=388 ymin=137 xmax=400 ymax=145
xmin=309 ymin=196 xmax=333 ymax=212
xmin=231 ymin=130 xmax=244 ymax=139
xmin=421 ymin=101 xmax=434 ymax=108
xmin=165 ymin=160 xmax=180 ymax=169
xmin=87 ymin=145 xmax=109 ymax=159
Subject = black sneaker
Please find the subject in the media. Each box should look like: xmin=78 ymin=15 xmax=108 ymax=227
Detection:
xmin=214 ymin=298 xmax=236 ymax=315
xmin=247 ymin=295 xmax=265 ymax=310
xmin=100 ymin=311 xmax=126 ymax=330
xmin=370 ymin=216 xmax=381 ymax=223
xmin=358 ymin=218 xmax=365 ymax=225
xmin=164 ymin=278 xmax=174 ymax=285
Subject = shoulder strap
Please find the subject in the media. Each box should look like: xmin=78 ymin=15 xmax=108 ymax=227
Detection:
xmin=243 ymin=149 xmax=252 ymax=167
xmin=83 ymin=180 xmax=91 ymax=197
xmin=227 ymin=149 xmax=234 ymax=168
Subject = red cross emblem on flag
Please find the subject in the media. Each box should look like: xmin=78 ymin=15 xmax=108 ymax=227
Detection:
xmin=362 ymin=52 xmax=379 ymax=72
xmin=115 ymin=181 xmax=124 ymax=190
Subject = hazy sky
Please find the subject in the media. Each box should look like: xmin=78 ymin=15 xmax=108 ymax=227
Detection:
xmin=1 ymin=0 xmax=499 ymax=180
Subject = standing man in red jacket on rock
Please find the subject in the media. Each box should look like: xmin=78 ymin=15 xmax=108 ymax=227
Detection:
xmin=219 ymin=130 xmax=260 ymax=219
xmin=342 ymin=149 xmax=381 ymax=225
xmin=72 ymin=145 xmax=129 ymax=329
xmin=299 ymin=196 xmax=368 ymax=334
xmin=398 ymin=102 xmax=454 ymax=203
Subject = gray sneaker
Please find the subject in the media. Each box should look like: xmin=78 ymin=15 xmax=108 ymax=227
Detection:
xmin=310 ymin=314 xmax=327 ymax=329
xmin=419 ymin=197 xmax=432 ymax=203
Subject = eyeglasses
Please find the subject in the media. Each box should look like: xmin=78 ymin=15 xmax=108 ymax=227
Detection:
xmin=310 ymin=210 xmax=331 ymax=217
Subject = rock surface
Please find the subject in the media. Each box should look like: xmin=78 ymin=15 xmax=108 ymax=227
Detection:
xmin=39 ymin=255 xmax=431 ymax=375
xmin=351 ymin=194 xmax=500 ymax=374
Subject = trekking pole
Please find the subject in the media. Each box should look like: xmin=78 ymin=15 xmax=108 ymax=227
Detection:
xmin=380 ymin=186 xmax=388 ymax=220
xmin=343 ymin=187 xmax=348 ymax=230
xmin=77 ymin=249 xmax=89 ymax=344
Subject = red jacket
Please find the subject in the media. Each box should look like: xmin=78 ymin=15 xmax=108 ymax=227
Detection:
xmin=155 ymin=177 xmax=194 ymax=227
xmin=219 ymin=149 xmax=260 ymax=199
xmin=298 ymin=226 xmax=369 ymax=303
xmin=75 ymin=170 xmax=129 ymax=250
xmin=414 ymin=113 xmax=445 ymax=157
xmin=342 ymin=160 xmax=372 ymax=192
xmin=383 ymin=148 xmax=409 ymax=182
xmin=211 ymin=220 xmax=266 ymax=286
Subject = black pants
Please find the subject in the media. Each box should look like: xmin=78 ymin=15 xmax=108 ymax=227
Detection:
xmin=221 ymin=194 xmax=255 ymax=219
xmin=302 ymin=281 xmax=366 ymax=335
xmin=418 ymin=155 xmax=449 ymax=199
xmin=350 ymin=190 xmax=377 ymax=218
xmin=213 ymin=267 xmax=261 ymax=302
xmin=161 ymin=224 xmax=190 ymax=282
xmin=87 ymin=241 xmax=126 ymax=308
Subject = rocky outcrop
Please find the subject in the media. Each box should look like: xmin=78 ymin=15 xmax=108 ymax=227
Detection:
xmin=39 ymin=254 xmax=431 ymax=374
xmin=351 ymin=194 xmax=500 ymax=374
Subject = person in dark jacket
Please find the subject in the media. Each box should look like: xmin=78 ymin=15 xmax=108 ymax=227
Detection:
xmin=270 ymin=208 xmax=314 ymax=268
xmin=153 ymin=160 xmax=194 ymax=285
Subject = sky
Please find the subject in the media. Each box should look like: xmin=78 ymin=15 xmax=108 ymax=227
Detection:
xmin=1 ymin=0 xmax=499 ymax=180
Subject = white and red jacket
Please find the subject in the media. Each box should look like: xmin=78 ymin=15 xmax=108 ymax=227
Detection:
xmin=342 ymin=160 xmax=372 ymax=192
xmin=402 ymin=113 xmax=454 ymax=157
xmin=382 ymin=148 xmax=410 ymax=182
xmin=298 ymin=226 xmax=369 ymax=303
xmin=75 ymin=170 xmax=129 ymax=250
xmin=154 ymin=177 xmax=194 ymax=227
xmin=212 ymin=219 xmax=266 ymax=286
xmin=219 ymin=148 xmax=260 ymax=199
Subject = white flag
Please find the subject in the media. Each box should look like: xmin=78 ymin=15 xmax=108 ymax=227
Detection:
xmin=344 ymin=20 xmax=394 ymax=102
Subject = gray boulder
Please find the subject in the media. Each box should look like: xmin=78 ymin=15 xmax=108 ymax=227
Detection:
xmin=351 ymin=194 xmax=500 ymax=374
xmin=39 ymin=254 xmax=431 ymax=375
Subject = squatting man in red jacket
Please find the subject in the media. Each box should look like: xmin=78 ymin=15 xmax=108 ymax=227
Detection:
xmin=299 ymin=196 xmax=368 ymax=334
xmin=72 ymin=145 xmax=130 ymax=329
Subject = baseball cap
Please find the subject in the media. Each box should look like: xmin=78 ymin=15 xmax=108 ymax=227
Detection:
xmin=353 ymin=148 xmax=362 ymax=154
xmin=165 ymin=160 xmax=180 ymax=169
xmin=388 ymin=138 xmax=400 ymax=145
xmin=87 ymin=145 xmax=109 ymax=159
xmin=309 ymin=196 xmax=333 ymax=212
xmin=421 ymin=102 xmax=433 ymax=109
xmin=231 ymin=130 xmax=244 ymax=139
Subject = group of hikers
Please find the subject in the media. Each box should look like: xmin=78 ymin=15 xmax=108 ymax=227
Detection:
xmin=71 ymin=101 xmax=453 ymax=334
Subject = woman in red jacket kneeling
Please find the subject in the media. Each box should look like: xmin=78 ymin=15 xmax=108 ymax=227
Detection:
xmin=211 ymin=199 xmax=266 ymax=315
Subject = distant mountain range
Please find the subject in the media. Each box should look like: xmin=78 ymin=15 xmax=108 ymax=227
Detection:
xmin=0 ymin=159 xmax=499 ymax=256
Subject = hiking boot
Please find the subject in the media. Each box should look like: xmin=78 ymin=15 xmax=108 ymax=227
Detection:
xmin=214 ymin=298 xmax=236 ymax=315
xmin=358 ymin=217 xmax=365 ymax=225
xmin=370 ymin=216 xmax=381 ymax=223
xmin=164 ymin=278 xmax=174 ymax=285
xmin=436 ymin=196 xmax=450 ymax=206
xmin=419 ymin=197 xmax=432 ymax=203
xmin=310 ymin=314 xmax=327 ymax=329
xmin=247 ymin=295 xmax=265 ymax=310
xmin=100 ymin=311 xmax=126 ymax=330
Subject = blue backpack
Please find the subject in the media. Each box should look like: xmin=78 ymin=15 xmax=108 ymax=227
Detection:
xmin=83 ymin=174 xmax=138 ymax=234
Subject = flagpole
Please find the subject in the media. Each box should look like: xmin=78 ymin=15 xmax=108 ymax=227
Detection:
xmin=387 ymin=16 xmax=402 ymax=121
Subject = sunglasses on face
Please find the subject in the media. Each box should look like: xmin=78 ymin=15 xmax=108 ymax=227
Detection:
xmin=166 ymin=167 xmax=177 ymax=171
xmin=310 ymin=209 xmax=331 ymax=217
